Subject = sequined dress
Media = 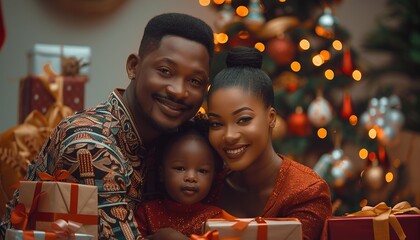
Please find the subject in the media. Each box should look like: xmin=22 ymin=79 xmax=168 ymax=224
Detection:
xmin=1 ymin=89 xmax=147 ymax=240
xmin=135 ymin=198 xmax=224 ymax=237
xmin=209 ymin=155 xmax=332 ymax=240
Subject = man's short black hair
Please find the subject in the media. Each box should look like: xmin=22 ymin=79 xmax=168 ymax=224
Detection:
xmin=139 ymin=13 xmax=214 ymax=62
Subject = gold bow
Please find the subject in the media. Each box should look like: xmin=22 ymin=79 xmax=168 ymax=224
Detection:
xmin=0 ymin=65 xmax=74 ymax=215
xmin=39 ymin=64 xmax=74 ymax=127
xmin=346 ymin=201 xmax=420 ymax=240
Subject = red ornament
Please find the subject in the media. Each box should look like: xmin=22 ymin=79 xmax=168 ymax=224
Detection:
xmin=377 ymin=145 xmax=390 ymax=170
xmin=340 ymin=91 xmax=353 ymax=119
xmin=229 ymin=31 xmax=256 ymax=48
xmin=286 ymin=81 xmax=299 ymax=93
xmin=341 ymin=47 xmax=353 ymax=76
xmin=287 ymin=107 xmax=311 ymax=137
xmin=266 ymin=36 xmax=296 ymax=66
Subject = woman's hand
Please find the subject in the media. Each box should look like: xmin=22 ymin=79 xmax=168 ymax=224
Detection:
xmin=145 ymin=228 xmax=189 ymax=240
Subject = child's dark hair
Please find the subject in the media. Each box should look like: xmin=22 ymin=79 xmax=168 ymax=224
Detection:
xmin=139 ymin=13 xmax=214 ymax=63
xmin=208 ymin=46 xmax=274 ymax=108
xmin=156 ymin=115 xmax=223 ymax=173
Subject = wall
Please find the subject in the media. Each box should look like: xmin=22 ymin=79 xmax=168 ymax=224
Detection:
xmin=0 ymin=0 xmax=386 ymax=132
xmin=0 ymin=0 xmax=217 ymax=131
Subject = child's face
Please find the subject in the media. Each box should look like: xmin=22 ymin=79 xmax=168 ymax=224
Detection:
xmin=162 ymin=134 xmax=215 ymax=205
xmin=207 ymin=87 xmax=275 ymax=171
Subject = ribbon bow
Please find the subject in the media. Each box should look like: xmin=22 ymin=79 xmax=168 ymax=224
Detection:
xmin=51 ymin=219 xmax=82 ymax=239
xmin=10 ymin=184 xmax=44 ymax=230
xmin=346 ymin=201 xmax=420 ymax=240
xmin=38 ymin=170 xmax=70 ymax=182
xmin=190 ymin=230 xmax=221 ymax=240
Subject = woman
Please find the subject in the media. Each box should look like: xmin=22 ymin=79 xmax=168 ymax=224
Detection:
xmin=206 ymin=46 xmax=332 ymax=240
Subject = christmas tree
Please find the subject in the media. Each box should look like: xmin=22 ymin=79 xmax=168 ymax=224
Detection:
xmin=199 ymin=0 xmax=414 ymax=215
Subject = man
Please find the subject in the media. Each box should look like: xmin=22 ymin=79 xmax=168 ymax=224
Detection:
xmin=0 ymin=12 xmax=214 ymax=239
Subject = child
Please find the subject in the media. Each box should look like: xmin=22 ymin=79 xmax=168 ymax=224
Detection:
xmin=135 ymin=116 xmax=227 ymax=238
xmin=206 ymin=46 xmax=332 ymax=240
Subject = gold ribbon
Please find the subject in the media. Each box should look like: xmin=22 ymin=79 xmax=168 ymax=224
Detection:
xmin=346 ymin=201 xmax=420 ymax=240
xmin=0 ymin=65 xmax=74 ymax=179
xmin=190 ymin=230 xmax=221 ymax=240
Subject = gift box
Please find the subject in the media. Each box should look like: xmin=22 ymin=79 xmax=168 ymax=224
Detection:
xmin=326 ymin=214 xmax=420 ymax=240
xmin=203 ymin=217 xmax=302 ymax=240
xmin=19 ymin=75 xmax=88 ymax=123
xmin=6 ymin=229 xmax=94 ymax=240
xmin=14 ymin=181 xmax=98 ymax=239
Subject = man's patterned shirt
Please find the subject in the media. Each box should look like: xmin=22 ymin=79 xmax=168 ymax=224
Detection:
xmin=1 ymin=89 xmax=147 ymax=239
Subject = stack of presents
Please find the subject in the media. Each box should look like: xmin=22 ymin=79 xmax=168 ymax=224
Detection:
xmin=1 ymin=44 xmax=419 ymax=239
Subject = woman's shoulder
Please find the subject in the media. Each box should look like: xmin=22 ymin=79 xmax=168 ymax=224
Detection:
xmin=278 ymin=154 xmax=327 ymax=187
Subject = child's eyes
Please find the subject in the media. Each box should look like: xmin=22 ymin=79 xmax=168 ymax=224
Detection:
xmin=199 ymin=169 xmax=209 ymax=174
xmin=173 ymin=166 xmax=185 ymax=171
xmin=209 ymin=121 xmax=222 ymax=128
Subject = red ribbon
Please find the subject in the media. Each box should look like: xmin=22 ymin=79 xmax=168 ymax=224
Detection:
xmin=11 ymin=182 xmax=43 ymax=230
xmin=190 ymin=230 xmax=221 ymax=240
xmin=38 ymin=170 xmax=70 ymax=181
xmin=22 ymin=231 xmax=57 ymax=240
xmin=35 ymin=183 xmax=97 ymax=226
xmin=12 ymin=180 xmax=97 ymax=233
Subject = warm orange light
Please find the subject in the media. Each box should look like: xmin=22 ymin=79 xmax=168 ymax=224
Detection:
xmin=320 ymin=50 xmax=331 ymax=60
xmin=359 ymin=148 xmax=368 ymax=159
xmin=332 ymin=40 xmax=343 ymax=50
xmin=238 ymin=30 xmax=250 ymax=39
xmin=325 ymin=69 xmax=334 ymax=80
xmin=385 ymin=172 xmax=393 ymax=183
xmin=299 ymin=39 xmax=310 ymax=50
xmin=349 ymin=115 xmax=358 ymax=126
xmin=352 ymin=70 xmax=362 ymax=81
xmin=216 ymin=33 xmax=229 ymax=44
xmin=290 ymin=61 xmax=301 ymax=72
xmin=236 ymin=6 xmax=249 ymax=17
xmin=368 ymin=128 xmax=377 ymax=139
xmin=312 ymin=54 xmax=324 ymax=66
xmin=213 ymin=0 xmax=225 ymax=4
xmin=199 ymin=0 xmax=211 ymax=6
xmin=317 ymin=128 xmax=328 ymax=139
xmin=254 ymin=42 xmax=265 ymax=52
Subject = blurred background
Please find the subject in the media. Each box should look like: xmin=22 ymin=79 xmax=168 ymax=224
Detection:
xmin=1 ymin=0 xmax=419 ymax=216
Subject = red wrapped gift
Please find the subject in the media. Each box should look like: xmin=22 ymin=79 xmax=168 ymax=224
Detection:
xmin=326 ymin=202 xmax=420 ymax=240
xmin=19 ymin=74 xmax=87 ymax=123
xmin=11 ymin=175 xmax=98 ymax=239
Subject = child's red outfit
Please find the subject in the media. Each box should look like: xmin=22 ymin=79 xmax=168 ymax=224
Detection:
xmin=135 ymin=198 xmax=224 ymax=237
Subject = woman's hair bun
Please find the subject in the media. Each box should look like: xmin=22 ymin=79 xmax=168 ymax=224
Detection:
xmin=226 ymin=46 xmax=263 ymax=69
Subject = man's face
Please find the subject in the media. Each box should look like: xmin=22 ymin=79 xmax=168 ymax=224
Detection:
xmin=132 ymin=36 xmax=210 ymax=132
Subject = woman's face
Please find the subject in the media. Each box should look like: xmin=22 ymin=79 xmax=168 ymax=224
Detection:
xmin=207 ymin=87 xmax=275 ymax=171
